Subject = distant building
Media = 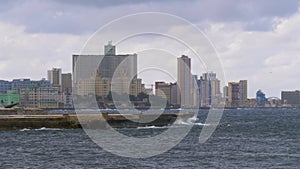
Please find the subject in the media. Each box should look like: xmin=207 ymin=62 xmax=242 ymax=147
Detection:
xmin=73 ymin=42 xmax=140 ymax=98
xmin=281 ymin=90 xmax=300 ymax=107
xmin=256 ymin=90 xmax=266 ymax=107
xmin=0 ymin=80 xmax=12 ymax=93
xmin=170 ymin=83 xmax=179 ymax=106
xmin=191 ymin=75 xmax=199 ymax=107
xmin=228 ymin=82 xmax=240 ymax=108
xmin=11 ymin=79 xmax=51 ymax=93
xmin=47 ymin=68 xmax=62 ymax=88
xmin=228 ymin=80 xmax=248 ymax=108
xmin=198 ymin=76 xmax=209 ymax=107
xmin=177 ymin=55 xmax=192 ymax=107
xmin=155 ymin=82 xmax=171 ymax=105
xmin=197 ymin=72 xmax=221 ymax=107
xmin=19 ymin=87 xmax=60 ymax=108
xmin=61 ymin=73 xmax=72 ymax=94
xmin=239 ymin=80 xmax=248 ymax=107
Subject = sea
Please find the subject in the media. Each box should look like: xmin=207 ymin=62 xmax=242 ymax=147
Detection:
xmin=0 ymin=108 xmax=299 ymax=168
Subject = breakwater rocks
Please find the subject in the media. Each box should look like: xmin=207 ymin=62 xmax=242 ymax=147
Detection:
xmin=0 ymin=110 xmax=195 ymax=130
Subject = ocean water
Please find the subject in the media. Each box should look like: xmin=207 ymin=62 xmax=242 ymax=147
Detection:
xmin=0 ymin=108 xmax=300 ymax=168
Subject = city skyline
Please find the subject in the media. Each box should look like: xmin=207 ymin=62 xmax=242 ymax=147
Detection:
xmin=1 ymin=1 xmax=300 ymax=98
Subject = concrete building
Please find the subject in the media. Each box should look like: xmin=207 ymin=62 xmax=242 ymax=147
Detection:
xmin=73 ymin=42 xmax=141 ymax=98
xmin=228 ymin=82 xmax=240 ymax=108
xmin=170 ymin=83 xmax=179 ymax=106
xmin=0 ymin=80 xmax=12 ymax=93
xmin=155 ymin=82 xmax=171 ymax=105
xmin=19 ymin=87 xmax=60 ymax=108
xmin=191 ymin=75 xmax=199 ymax=107
xmin=197 ymin=72 xmax=221 ymax=107
xmin=228 ymin=80 xmax=248 ymax=108
xmin=177 ymin=55 xmax=192 ymax=107
xmin=11 ymin=79 xmax=51 ymax=93
xmin=198 ymin=76 xmax=210 ymax=107
xmin=281 ymin=90 xmax=300 ymax=107
xmin=61 ymin=73 xmax=72 ymax=94
xmin=47 ymin=68 xmax=62 ymax=88
xmin=239 ymin=80 xmax=248 ymax=107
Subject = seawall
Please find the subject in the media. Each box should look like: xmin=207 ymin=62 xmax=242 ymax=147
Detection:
xmin=0 ymin=111 xmax=195 ymax=130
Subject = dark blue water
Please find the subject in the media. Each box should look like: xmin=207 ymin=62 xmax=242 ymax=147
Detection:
xmin=1 ymin=108 xmax=300 ymax=168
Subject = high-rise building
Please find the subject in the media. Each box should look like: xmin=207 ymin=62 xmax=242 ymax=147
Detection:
xmin=170 ymin=83 xmax=179 ymax=106
xmin=223 ymin=86 xmax=229 ymax=107
xmin=281 ymin=90 xmax=300 ymax=107
xmin=47 ymin=68 xmax=62 ymax=87
xmin=61 ymin=73 xmax=72 ymax=94
xmin=198 ymin=72 xmax=221 ymax=107
xmin=155 ymin=82 xmax=171 ymax=105
xmin=228 ymin=82 xmax=240 ymax=108
xmin=61 ymin=73 xmax=72 ymax=108
xmin=177 ymin=55 xmax=191 ymax=107
xmin=73 ymin=42 xmax=140 ymax=98
xmin=191 ymin=75 xmax=199 ymax=107
xmin=239 ymin=80 xmax=248 ymax=107
xmin=228 ymin=80 xmax=248 ymax=108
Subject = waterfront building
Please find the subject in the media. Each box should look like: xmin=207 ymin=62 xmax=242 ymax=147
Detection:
xmin=61 ymin=73 xmax=72 ymax=94
xmin=155 ymin=82 xmax=171 ymax=105
xmin=228 ymin=82 xmax=240 ymax=108
xmin=73 ymin=42 xmax=140 ymax=98
xmin=191 ymin=75 xmax=199 ymax=107
xmin=239 ymin=80 xmax=248 ymax=107
xmin=0 ymin=80 xmax=12 ymax=93
xmin=19 ymin=87 xmax=60 ymax=108
xmin=11 ymin=79 xmax=51 ymax=93
xmin=47 ymin=68 xmax=62 ymax=88
xmin=0 ymin=90 xmax=20 ymax=107
xmin=197 ymin=72 xmax=221 ymax=107
xmin=177 ymin=55 xmax=192 ymax=107
xmin=228 ymin=80 xmax=248 ymax=108
xmin=170 ymin=83 xmax=179 ymax=106
xmin=61 ymin=73 xmax=73 ymax=108
xmin=281 ymin=90 xmax=300 ymax=107
xmin=256 ymin=90 xmax=266 ymax=107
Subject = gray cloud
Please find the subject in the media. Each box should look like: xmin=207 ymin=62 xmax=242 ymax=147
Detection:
xmin=0 ymin=0 xmax=299 ymax=34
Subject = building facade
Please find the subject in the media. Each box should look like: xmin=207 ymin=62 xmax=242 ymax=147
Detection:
xmin=228 ymin=80 xmax=248 ymax=108
xmin=0 ymin=80 xmax=12 ymax=93
xmin=19 ymin=87 xmax=60 ymax=108
xmin=47 ymin=68 xmax=62 ymax=88
xmin=177 ymin=55 xmax=192 ymax=107
xmin=73 ymin=42 xmax=141 ymax=99
xmin=281 ymin=90 xmax=300 ymax=107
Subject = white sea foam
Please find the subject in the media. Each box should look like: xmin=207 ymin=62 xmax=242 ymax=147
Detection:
xmin=19 ymin=127 xmax=63 ymax=131
xmin=137 ymin=126 xmax=168 ymax=129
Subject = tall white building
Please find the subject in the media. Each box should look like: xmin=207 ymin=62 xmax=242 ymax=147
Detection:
xmin=177 ymin=55 xmax=192 ymax=107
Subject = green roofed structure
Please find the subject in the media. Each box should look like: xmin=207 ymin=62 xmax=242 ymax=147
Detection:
xmin=0 ymin=90 xmax=20 ymax=108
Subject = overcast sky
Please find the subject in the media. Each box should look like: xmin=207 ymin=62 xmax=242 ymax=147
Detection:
xmin=0 ymin=0 xmax=300 ymax=98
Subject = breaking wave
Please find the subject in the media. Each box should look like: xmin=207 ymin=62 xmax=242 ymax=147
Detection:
xmin=20 ymin=127 xmax=63 ymax=131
